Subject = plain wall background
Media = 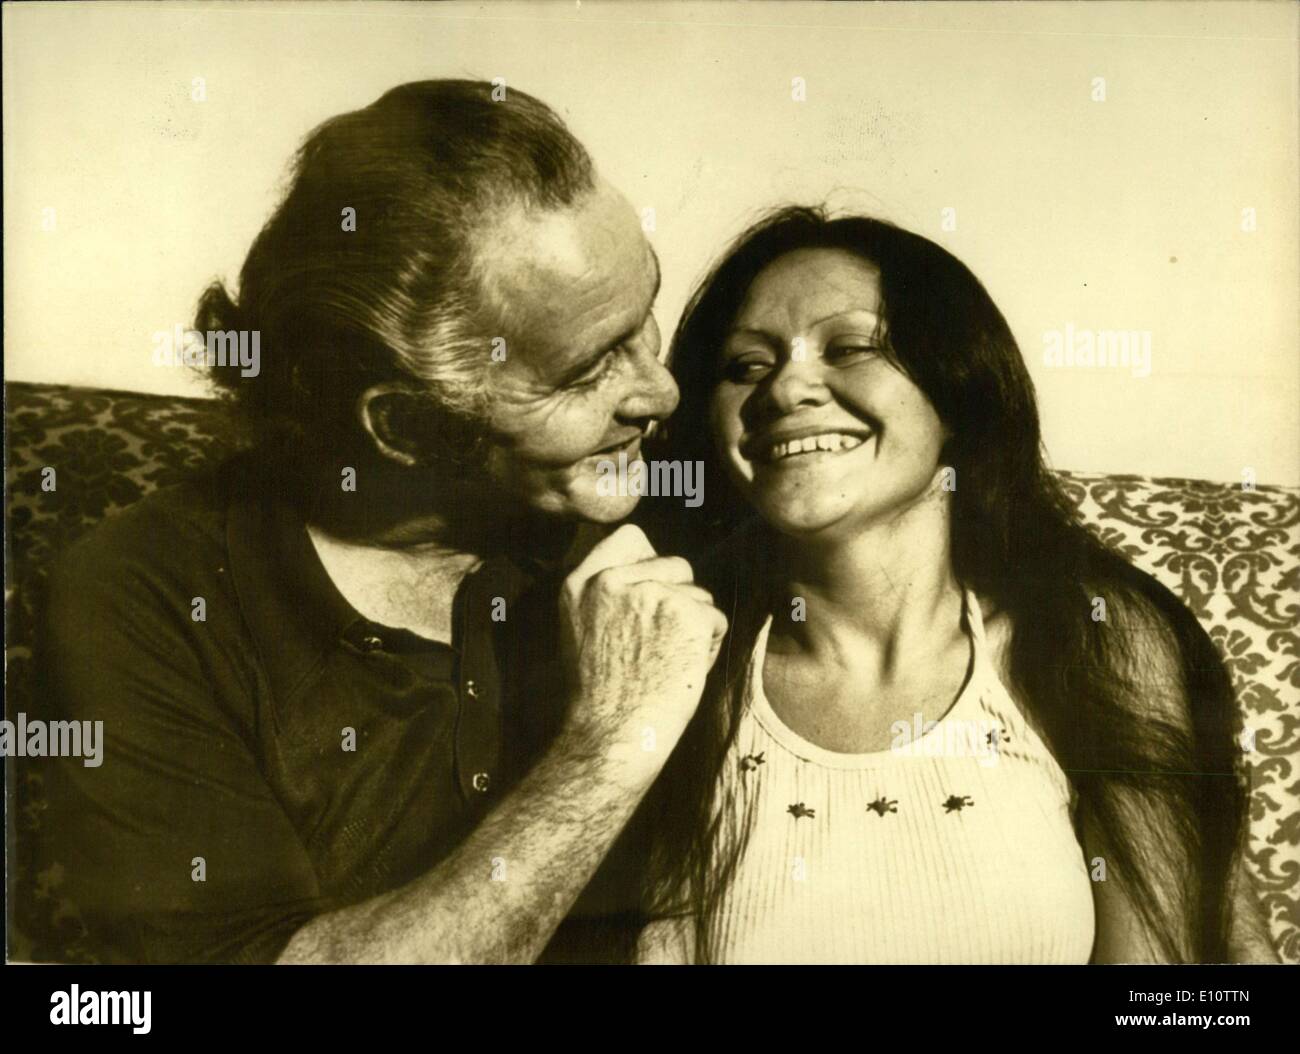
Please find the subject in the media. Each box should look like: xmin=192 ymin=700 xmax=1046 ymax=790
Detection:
xmin=5 ymin=0 xmax=1297 ymax=484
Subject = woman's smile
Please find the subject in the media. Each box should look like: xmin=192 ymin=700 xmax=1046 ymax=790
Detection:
xmin=748 ymin=427 xmax=874 ymax=466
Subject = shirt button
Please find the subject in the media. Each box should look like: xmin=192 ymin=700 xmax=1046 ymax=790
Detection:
xmin=465 ymin=679 xmax=479 ymax=699
xmin=360 ymin=634 xmax=384 ymax=652
xmin=472 ymin=772 xmax=491 ymax=793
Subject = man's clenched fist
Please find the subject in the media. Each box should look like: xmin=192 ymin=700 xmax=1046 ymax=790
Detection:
xmin=557 ymin=524 xmax=728 ymax=786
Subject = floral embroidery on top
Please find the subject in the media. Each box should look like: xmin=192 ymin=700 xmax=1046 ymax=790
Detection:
xmin=787 ymin=803 xmax=816 ymax=819
xmin=942 ymin=794 xmax=974 ymax=813
xmin=740 ymin=752 xmax=766 ymax=772
xmin=866 ymin=796 xmax=898 ymax=816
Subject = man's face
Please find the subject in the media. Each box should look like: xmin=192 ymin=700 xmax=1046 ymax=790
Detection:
xmin=478 ymin=180 xmax=678 ymax=523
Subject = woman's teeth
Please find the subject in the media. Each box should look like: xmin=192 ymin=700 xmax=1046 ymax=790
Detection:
xmin=766 ymin=432 xmax=867 ymax=462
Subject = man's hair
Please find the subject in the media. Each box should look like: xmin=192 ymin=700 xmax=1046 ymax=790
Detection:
xmin=196 ymin=79 xmax=595 ymax=466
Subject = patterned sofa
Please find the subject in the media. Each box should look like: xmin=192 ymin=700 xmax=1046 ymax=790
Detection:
xmin=5 ymin=380 xmax=1299 ymax=963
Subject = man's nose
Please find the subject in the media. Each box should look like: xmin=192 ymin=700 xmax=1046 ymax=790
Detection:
xmin=618 ymin=341 xmax=679 ymax=423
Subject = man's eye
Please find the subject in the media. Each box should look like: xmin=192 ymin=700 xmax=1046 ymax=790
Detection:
xmin=571 ymin=351 xmax=617 ymax=388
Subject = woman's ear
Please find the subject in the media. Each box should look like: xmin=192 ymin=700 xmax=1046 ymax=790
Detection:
xmin=356 ymin=383 xmax=421 ymax=466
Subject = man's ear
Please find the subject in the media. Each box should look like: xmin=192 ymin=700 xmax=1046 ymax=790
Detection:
xmin=357 ymin=383 xmax=421 ymax=467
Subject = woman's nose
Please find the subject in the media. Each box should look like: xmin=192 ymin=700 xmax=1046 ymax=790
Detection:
xmin=765 ymin=355 xmax=829 ymax=413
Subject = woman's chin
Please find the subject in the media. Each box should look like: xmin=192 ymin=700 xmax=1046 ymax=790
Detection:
xmin=754 ymin=496 xmax=856 ymax=540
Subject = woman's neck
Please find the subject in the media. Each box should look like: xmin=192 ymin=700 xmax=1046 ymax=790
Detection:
xmin=768 ymin=488 xmax=962 ymax=671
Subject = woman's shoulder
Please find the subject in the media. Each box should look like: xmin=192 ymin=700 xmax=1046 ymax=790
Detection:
xmin=972 ymin=593 xmax=1064 ymax=753
xmin=979 ymin=575 xmax=1197 ymax=734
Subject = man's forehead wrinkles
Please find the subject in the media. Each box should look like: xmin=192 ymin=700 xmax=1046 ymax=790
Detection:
xmin=475 ymin=181 xmax=656 ymax=394
xmin=491 ymin=242 xmax=641 ymax=319
xmin=531 ymin=274 xmax=631 ymax=333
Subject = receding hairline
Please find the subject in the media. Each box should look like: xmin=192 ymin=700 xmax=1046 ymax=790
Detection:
xmin=467 ymin=177 xmax=649 ymax=330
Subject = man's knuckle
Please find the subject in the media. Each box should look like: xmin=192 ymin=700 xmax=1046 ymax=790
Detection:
xmin=668 ymin=556 xmax=694 ymax=579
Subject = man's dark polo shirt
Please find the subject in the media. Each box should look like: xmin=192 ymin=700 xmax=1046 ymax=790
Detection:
xmin=32 ymin=453 xmax=636 ymax=963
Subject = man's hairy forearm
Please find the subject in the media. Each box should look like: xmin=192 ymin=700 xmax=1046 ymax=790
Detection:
xmin=276 ymin=732 xmax=651 ymax=964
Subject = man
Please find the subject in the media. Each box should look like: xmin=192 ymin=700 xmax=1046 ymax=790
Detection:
xmin=31 ymin=80 xmax=725 ymax=964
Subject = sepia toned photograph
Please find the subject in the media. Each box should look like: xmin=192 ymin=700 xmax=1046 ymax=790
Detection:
xmin=3 ymin=0 xmax=1297 ymax=993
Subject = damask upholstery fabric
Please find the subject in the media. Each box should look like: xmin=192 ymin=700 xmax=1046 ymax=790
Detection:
xmin=5 ymin=381 xmax=1298 ymax=963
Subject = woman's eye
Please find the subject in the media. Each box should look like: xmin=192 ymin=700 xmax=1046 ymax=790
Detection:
xmin=825 ymin=344 xmax=879 ymax=365
xmin=721 ymin=358 xmax=772 ymax=383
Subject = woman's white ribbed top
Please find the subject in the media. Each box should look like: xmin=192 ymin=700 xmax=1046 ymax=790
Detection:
xmin=698 ymin=589 xmax=1096 ymax=964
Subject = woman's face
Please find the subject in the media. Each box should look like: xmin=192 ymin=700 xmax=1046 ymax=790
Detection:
xmin=710 ymin=248 xmax=949 ymax=540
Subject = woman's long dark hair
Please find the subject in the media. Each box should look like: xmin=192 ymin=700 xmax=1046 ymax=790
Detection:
xmin=637 ymin=206 xmax=1245 ymax=963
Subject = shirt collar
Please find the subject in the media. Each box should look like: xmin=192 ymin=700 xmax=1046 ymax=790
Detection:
xmin=225 ymin=477 xmax=363 ymax=710
xmin=222 ymin=458 xmax=595 ymax=712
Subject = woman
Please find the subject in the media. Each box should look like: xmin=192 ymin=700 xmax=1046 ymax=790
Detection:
xmin=634 ymin=207 xmax=1273 ymax=964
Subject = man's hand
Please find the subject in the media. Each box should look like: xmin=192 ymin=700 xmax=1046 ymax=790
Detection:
xmin=558 ymin=524 xmax=727 ymax=786
xmin=277 ymin=523 xmax=727 ymax=964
